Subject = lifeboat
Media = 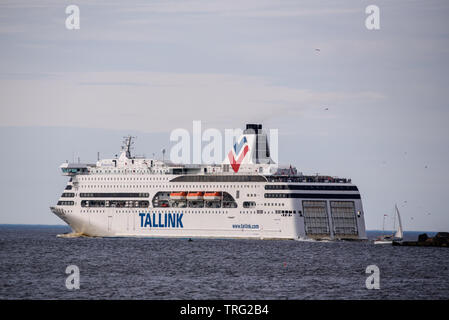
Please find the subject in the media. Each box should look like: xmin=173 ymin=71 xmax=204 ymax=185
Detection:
xmin=203 ymin=192 xmax=222 ymax=201
xmin=170 ymin=192 xmax=187 ymax=200
xmin=187 ymin=192 xmax=204 ymax=200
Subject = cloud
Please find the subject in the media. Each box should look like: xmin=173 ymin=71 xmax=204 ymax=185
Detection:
xmin=0 ymin=71 xmax=383 ymax=132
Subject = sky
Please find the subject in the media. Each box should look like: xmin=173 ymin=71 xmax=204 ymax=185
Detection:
xmin=0 ymin=0 xmax=448 ymax=231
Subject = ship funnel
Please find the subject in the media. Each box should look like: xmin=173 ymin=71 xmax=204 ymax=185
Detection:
xmin=222 ymin=123 xmax=274 ymax=172
xmin=243 ymin=124 xmax=272 ymax=164
xmin=244 ymin=124 xmax=263 ymax=134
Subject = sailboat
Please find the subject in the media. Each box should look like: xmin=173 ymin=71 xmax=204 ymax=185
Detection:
xmin=374 ymin=204 xmax=404 ymax=245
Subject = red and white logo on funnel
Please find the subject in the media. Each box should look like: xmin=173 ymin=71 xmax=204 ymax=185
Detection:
xmin=228 ymin=136 xmax=249 ymax=173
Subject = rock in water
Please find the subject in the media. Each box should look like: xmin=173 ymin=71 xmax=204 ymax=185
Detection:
xmin=418 ymin=233 xmax=429 ymax=242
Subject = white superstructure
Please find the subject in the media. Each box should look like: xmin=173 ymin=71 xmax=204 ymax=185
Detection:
xmin=51 ymin=124 xmax=367 ymax=240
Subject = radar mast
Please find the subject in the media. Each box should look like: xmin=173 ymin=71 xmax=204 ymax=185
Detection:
xmin=122 ymin=136 xmax=135 ymax=158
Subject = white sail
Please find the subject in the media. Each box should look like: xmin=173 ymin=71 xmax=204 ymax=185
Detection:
xmin=394 ymin=204 xmax=403 ymax=239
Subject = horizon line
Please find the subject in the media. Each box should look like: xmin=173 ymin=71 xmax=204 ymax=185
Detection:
xmin=0 ymin=224 xmax=442 ymax=233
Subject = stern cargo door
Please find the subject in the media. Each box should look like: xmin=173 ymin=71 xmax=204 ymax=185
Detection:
xmin=330 ymin=201 xmax=358 ymax=238
xmin=302 ymin=201 xmax=330 ymax=237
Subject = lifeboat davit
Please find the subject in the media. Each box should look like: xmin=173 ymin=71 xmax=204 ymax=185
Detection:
xmin=203 ymin=192 xmax=222 ymax=201
xmin=170 ymin=192 xmax=187 ymax=200
xmin=187 ymin=192 xmax=204 ymax=200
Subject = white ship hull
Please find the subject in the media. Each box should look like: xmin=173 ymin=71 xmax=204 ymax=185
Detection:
xmin=51 ymin=177 xmax=367 ymax=240
xmin=51 ymin=124 xmax=368 ymax=241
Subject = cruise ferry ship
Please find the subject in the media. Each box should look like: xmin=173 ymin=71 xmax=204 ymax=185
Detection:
xmin=51 ymin=124 xmax=367 ymax=240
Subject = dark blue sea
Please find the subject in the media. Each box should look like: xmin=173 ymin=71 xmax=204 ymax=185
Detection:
xmin=0 ymin=225 xmax=448 ymax=299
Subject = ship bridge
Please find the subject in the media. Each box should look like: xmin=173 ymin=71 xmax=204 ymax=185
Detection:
xmin=60 ymin=162 xmax=91 ymax=175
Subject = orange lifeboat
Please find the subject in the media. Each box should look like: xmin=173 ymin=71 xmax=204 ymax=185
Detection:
xmin=170 ymin=192 xmax=187 ymax=200
xmin=203 ymin=192 xmax=222 ymax=201
xmin=187 ymin=192 xmax=204 ymax=200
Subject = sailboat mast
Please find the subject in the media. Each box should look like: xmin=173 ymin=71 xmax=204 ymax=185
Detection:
xmin=392 ymin=204 xmax=397 ymax=236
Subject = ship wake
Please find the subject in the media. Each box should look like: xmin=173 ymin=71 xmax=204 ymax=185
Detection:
xmin=57 ymin=232 xmax=86 ymax=238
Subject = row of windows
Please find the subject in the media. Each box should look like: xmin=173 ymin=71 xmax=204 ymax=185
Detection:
xmin=277 ymin=210 xmax=296 ymax=217
xmin=168 ymin=185 xmax=259 ymax=189
xmin=57 ymin=201 xmax=74 ymax=206
xmin=81 ymin=200 xmax=149 ymax=208
xmin=265 ymin=185 xmax=358 ymax=191
xmin=79 ymin=184 xmax=260 ymax=189
xmin=243 ymin=201 xmax=256 ymax=208
xmin=65 ymin=185 xmax=72 ymax=190
xmin=81 ymin=185 xmax=158 ymax=189
xmin=276 ymin=210 xmax=297 ymax=214
xmin=62 ymin=168 xmax=87 ymax=174
xmin=61 ymin=193 xmax=75 ymax=198
xmin=89 ymin=169 xmax=169 ymax=175
xmin=62 ymin=207 xmax=308 ymax=216
xmin=80 ymin=193 xmax=149 ymax=198
xmin=171 ymin=175 xmax=267 ymax=182
xmin=264 ymin=202 xmax=285 ymax=206
xmin=76 ymin=181 xmax=357 ymax=192
xmin=82 ymin=185 xmax=120 ymax=189
xmin=80 ymin=176 xmax=169 ymax=181
xmin=76 ymin=174 xmax=352 ymax=186
xmin=152 ymin=200 xmax=238 ymax=209
xmin=152 ymin=191 xmax=238 ymax=208
xmin=238 ymin=209 xmax=294 ymax=215
xmin=80 ymin=209 xmax=230 ymax=214
xmin=80 ymin=209 xmax=295 ymax=215
xmin=264 ymin=193 xmax=361 ymax=199
xmin=266 ymin=176 xmax=351 ymax=183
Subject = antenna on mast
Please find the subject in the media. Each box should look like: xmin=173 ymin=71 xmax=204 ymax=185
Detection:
xmin=122 ymin=135 xmax=135 ymax=158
